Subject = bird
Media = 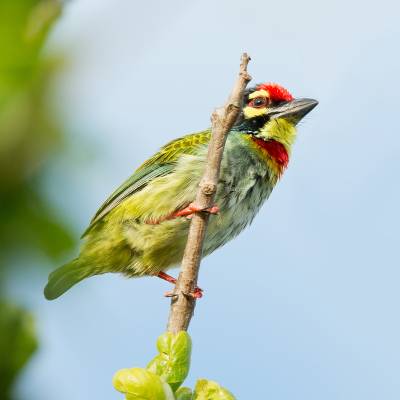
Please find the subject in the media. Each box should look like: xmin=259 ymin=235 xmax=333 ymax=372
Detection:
xmin=44 ymin=83 xmax=318 ymax=300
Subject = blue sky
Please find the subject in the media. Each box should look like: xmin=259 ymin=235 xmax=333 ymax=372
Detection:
xmin=13 ymin=0 xmax=400 ymax=399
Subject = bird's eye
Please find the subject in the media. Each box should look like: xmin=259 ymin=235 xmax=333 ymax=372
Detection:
xmin=249 ymin=97 xmax=268 ymax=108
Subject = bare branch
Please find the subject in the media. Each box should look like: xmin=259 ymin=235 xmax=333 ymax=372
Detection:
xmin=167 ymin=53 xmax=252 ymax=333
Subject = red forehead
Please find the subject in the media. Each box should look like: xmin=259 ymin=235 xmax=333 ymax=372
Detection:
xmin=256 ymin=83 xmax=293 ymax=102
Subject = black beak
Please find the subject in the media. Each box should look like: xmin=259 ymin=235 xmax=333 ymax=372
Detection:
xmin=268 ymin=98 xmax=318 ymax=124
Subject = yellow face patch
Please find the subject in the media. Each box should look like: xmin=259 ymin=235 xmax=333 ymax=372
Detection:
xmin=243 ymin=106 xmax=267 ymax=118
xmin=248 ymin=89 xmax=269 ymax=100
xmin=244 ymin=89 xmax=270 ymax=118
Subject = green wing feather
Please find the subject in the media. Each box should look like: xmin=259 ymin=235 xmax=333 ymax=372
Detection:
xmin=83 ymin=130 xmax=211 ymax=236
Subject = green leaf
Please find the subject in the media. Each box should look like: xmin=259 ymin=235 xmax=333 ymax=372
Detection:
xmin=147 ymin=331 xmax=191 ymax=391
xmin=0 ymin=302 xmax=38 ymax=399
xmin=175 ymin=387 xmax=193 ymax=400
xmin=113 ymin=367 xmax=175 ymax=400
xmin=193 ymin=379 xmax=236 ymax=400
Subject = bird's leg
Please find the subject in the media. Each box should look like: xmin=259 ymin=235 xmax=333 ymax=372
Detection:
xmin=157 ymin=271 xmax=177 ymax=285
xmin=172 ymin=202 xmax=220 ymax=219
xmin=157 ymin=271 xmax=203 ymax=299
xmin=145 ymin=203 xmax=219 ymax=225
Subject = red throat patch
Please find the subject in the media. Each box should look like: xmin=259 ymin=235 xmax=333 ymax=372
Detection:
xmin=252 ymin=137 xmax=289 ymax=170
xmin=256 ymin=83 xmax=293 ymax=102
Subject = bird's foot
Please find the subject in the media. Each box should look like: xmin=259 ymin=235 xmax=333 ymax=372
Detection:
xmin=146 ymin=203 xmax=219 ymax=225
xmin=164 ymin=287 xmax=203 ymax=299
xmin=191 ymin=287 xmax=204 ymax=299
xmin=157 ymin=271 xmax=203 ymax=299
xmin=172 ymin=203 xmax=220 ymax=219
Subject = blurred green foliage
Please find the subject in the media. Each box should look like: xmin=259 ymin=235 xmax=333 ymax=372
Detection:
xmin=114 ymin=332 xmax=236 ymax=400
xmin=0 ymin=302 xmax=38 ymax=400
xmin=0 ymin=0 xmax=73 ymax=277
xmin=0 ymin=0 xmax=74 ymax=398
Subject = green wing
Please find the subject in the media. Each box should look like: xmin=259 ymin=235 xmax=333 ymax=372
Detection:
xmin=83 ymin=130 xmax=211 ymax=236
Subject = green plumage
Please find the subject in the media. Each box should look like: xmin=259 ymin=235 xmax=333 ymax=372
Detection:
xmin=44 ymin=259 xmax=90 ymax=300
xmin=85 ymin=130 xmax=212 ymax=234
xmin=44 ymin=86 xmax=317 ymax=300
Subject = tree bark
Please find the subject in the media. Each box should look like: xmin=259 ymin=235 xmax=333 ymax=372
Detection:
xmin=167 ymin=53 xmax=252 ymax=333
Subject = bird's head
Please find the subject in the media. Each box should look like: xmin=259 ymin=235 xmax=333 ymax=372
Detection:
xmin=236 ymin=83 xmax=318 ymax=150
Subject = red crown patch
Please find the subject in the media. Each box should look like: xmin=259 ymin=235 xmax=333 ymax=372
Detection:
xmin=256 ymin=83 xmax=293 ymax=102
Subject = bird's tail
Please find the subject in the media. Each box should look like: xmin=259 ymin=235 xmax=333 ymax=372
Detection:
xmin=44 ymin=258 xmax=93 ymax=300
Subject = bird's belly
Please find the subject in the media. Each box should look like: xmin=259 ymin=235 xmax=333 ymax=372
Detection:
xmin=203 ymin=175 xmax=272 ymax=256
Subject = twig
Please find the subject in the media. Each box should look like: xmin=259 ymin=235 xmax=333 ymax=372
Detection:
xmin=167 ymin=53 xmax=252 ymax=333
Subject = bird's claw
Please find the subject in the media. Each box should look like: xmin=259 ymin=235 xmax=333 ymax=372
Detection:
xmin=158 ymin=272 xmax=204 ymax=299
xmin=174 ymin=203 xmax=220 ymax=219
xmin=163 ymin=287 xmax=203 ymax=299
xmin=206 ymin=205 xmax=220 ymax=215
xmin=191 ymin=287 xmax=204 ymax=299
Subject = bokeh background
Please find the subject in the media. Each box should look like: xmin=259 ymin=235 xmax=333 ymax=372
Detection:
xmin=2 ymin=0 xmax=399 ymax=399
